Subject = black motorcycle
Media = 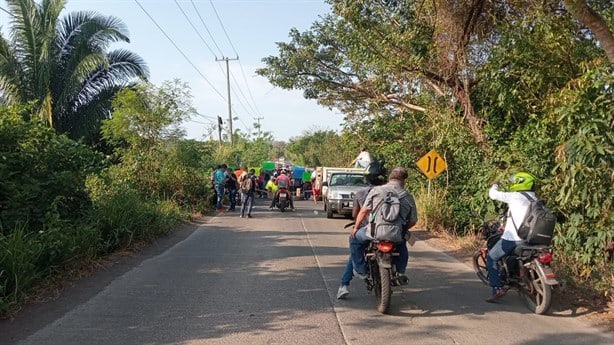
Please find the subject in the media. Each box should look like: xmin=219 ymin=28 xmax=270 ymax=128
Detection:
xmin=473 ymin=218 xmax=559 ymax=314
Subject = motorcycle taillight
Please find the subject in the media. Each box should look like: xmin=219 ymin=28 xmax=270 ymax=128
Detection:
xmin=377 ymin=242 xmax=394 ymax=253
xmin=538 ymin=252 xmax=553 ymax=264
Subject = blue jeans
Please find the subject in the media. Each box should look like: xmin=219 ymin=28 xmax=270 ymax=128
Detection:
xmin=228 ymin=189 xmax=237 ymax=210
xmin=215 ymin=184 xmax=225 ymax=209
xmin=487 ymin=238 xmax=520 ymax=288
xmin=340 ymin=258 xmax=353 ymax=286
xmin=350 ymin=226 xmax=409 ymax=275
xmin=240 ymin=192 xmax=254 ymax=216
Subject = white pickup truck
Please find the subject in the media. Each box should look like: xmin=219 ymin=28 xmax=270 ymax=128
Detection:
xmin=319 ymin=167 xmax=367 ymax=219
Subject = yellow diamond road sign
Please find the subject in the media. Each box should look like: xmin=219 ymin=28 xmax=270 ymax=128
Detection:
xmin=417 ymin=149 xmax=447 ymax=180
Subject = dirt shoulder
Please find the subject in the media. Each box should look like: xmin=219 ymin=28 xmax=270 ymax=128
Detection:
xmin=412 ymin=229 xmax=614 ymax=333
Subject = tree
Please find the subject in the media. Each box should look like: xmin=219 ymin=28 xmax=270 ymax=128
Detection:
xmin=562 ymin=0 xmax=614 ymax=63
xmin=0 ymin=0 xmax=149 ymax=143
xmin=101 ymin=80 xmax=194 ymax=150
xmin=285 ymin=129 xmax=350 ymax=167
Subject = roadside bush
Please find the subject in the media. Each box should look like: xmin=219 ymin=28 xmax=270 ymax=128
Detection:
xmin=0 ymin=107 xmax=103 ymax=233
xmin=0 ymin=225 xmax=43 ymax=314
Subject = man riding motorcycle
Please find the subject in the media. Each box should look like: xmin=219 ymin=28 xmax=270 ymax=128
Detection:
xmin=350 ymin=167 xmax=417 ymax=287
xmin=486 ymin=171 xmax=537 ymax=302
xmin=268 ymin=169 xmax=295 ymax=211
xmin=337 ymin=161 xmax=387 ymax=299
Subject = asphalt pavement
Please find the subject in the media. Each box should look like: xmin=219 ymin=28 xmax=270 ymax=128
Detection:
xmin=1 ymin=198 xmax=612 ymax=345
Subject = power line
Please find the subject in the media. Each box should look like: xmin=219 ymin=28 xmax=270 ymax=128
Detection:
xmin=237 ymin=61 xmax=265 ymax=118
xmin=173 ymin=0 xmax=218 ymax=59
xmin=209 ymin=0 xmax=239 ymax=58
xmin=190 ymin=0 xmax=225 ymax=58
xmin=133 ymin=0 xmax=226 ymax=102
xmin=207 ymin=0 xmax=264 ymax=118
xmin=0 ymin=5 xmax=15 ymax=17
xmin=230 ymin=69 xmax=258 ymax=116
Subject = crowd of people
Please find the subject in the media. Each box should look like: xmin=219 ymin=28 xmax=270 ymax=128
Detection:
xmin=210 ymin=164 xmax=318 ymax=215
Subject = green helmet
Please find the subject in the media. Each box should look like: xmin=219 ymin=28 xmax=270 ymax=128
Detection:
xmin=508 ymin=172 xmax=536 ymax=191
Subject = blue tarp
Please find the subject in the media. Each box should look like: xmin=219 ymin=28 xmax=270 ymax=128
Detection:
xmin=292 ymin=166 xmax=305 ymax=179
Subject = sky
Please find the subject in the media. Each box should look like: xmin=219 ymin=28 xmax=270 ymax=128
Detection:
xmin=0 ymin=0 xmax=344 ymax=142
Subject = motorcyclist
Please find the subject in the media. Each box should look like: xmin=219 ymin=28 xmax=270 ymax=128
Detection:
xmin=337 ymin=161 xmax=387 ymax=299
xmin=486 ymin=171 xmax=537 ymax=302
xmin=268 ymin=169 xmax=295 ymax=211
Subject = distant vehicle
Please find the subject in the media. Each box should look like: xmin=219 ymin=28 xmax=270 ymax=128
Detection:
xmin=322 ymin=171 xmax=368 ymax=218
xmin=319 ymin=167 xmax=364 ymax=197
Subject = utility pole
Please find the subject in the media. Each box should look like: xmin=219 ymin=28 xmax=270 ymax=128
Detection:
xmin=254 ymin=116 xmax=264 ymax=137
xmin=216 ymin=56 xmax=239 ymax=145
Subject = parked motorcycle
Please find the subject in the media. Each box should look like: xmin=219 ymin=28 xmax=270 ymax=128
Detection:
xmin=275 ymin=187 xmax=290 ymax=212
xmin=473 ymin=218 xmax=559 ymax=314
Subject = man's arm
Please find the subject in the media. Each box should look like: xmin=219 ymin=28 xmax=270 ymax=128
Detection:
xmin=352 ymin=207 xmax=370 ymax=237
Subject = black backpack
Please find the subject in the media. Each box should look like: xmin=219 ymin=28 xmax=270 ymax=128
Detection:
xmin=512 ymin=192 xmax=557 ymax=245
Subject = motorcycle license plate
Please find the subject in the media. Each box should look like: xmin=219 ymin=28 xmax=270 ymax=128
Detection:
xmin=279 ymin=193 xmax=287 ymax=198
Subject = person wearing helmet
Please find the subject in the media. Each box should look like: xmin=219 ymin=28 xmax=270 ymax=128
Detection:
xmin=268 ymin=169 xmax=295 ymax=210
xmin=336 ymin=162 xmax=388 ymax=299
xmin=486 ymin=171 xmax=537 ymax=302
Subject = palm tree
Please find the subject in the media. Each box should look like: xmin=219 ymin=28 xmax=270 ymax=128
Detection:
xmin=0 ymin=0 xmax=149 ymax=143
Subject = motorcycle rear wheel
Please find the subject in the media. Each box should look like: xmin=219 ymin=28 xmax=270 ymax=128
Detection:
xmin=377 ymin=265 xmax=392 ymax=314
xmin=520 ymin=265 xmax=552 ymax=314
xmin=472 ymin=251 xmax=489 ymax=285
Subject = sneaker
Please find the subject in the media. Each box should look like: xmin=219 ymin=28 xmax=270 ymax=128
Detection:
xmin=397 ymin=273 xmax=409 ymax=285
xmin=268 ymin=207 xmax=274 ymax=210
xmin=336 ymin=285 xmax=349 ymax=299
xmin=247 ymin=215 xmax=253 ymax=218
xmin=486 ymin=287 xmax=508 ymax=303
xmin=217 ymin=207 xmax=225 ymax=212
xmin=239 ymin=214 xmax=244 ymax=218
xmin=352 ymin=268 xmax=368 ymax=280
xmin=291 ymin=208 xmax=296 ymax=211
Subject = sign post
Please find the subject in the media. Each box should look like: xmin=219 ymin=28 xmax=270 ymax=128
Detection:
xmin=416 ymin=149 xmax=448 ymax=197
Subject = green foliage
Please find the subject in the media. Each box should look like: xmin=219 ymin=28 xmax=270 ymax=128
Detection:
xmin=0 ymin=224 xmax=43 ymax=314
xmin=0 ymin=0 xmax=149 ymax=143
xmin=257 ymin=0 xmax=613 ymax=296
xmin=0 ymin=91 xmax=214 ymax=316
xmin=285 ymin=129 xmax=351 ymax=167
xmin=101 ymin=80 xmax=212 ymax=212
xmin=86 ymin=181 xmax=169 ymax=252
xmin=547 ymin=65 xmax=613 ymax=288
xmin=0 ymin=106 xmax=104 ymax=232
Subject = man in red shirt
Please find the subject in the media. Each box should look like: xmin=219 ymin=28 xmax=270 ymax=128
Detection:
xmin=269 ymin=169 xmax=295 ymax=210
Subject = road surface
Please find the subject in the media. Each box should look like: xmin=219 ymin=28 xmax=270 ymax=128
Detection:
xmin=1 ymin=199 xmax=612 ymax=345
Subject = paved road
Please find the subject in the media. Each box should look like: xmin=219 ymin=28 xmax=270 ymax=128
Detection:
xmin=1 ymin=199 xmax=612 ymax=345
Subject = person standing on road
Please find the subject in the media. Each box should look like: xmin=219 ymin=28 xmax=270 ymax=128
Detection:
xmin=213 ymin=164 xmax=229 ymax=211
xmin=226 ymin=171 xmax=239 ymax=211
xmin=311 ymin=170 xmax=322 ymax=205
xmin=240 ymin=169 xmax=257 ymax=218
xmin=337 ymin=162 xmax=387 ymax=299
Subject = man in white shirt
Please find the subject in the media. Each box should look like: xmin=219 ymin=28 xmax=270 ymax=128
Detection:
xmin=351 ymin=147 xmax=371 ymax=168
xmin=486 ymin=172 xmax=537 ymax=302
